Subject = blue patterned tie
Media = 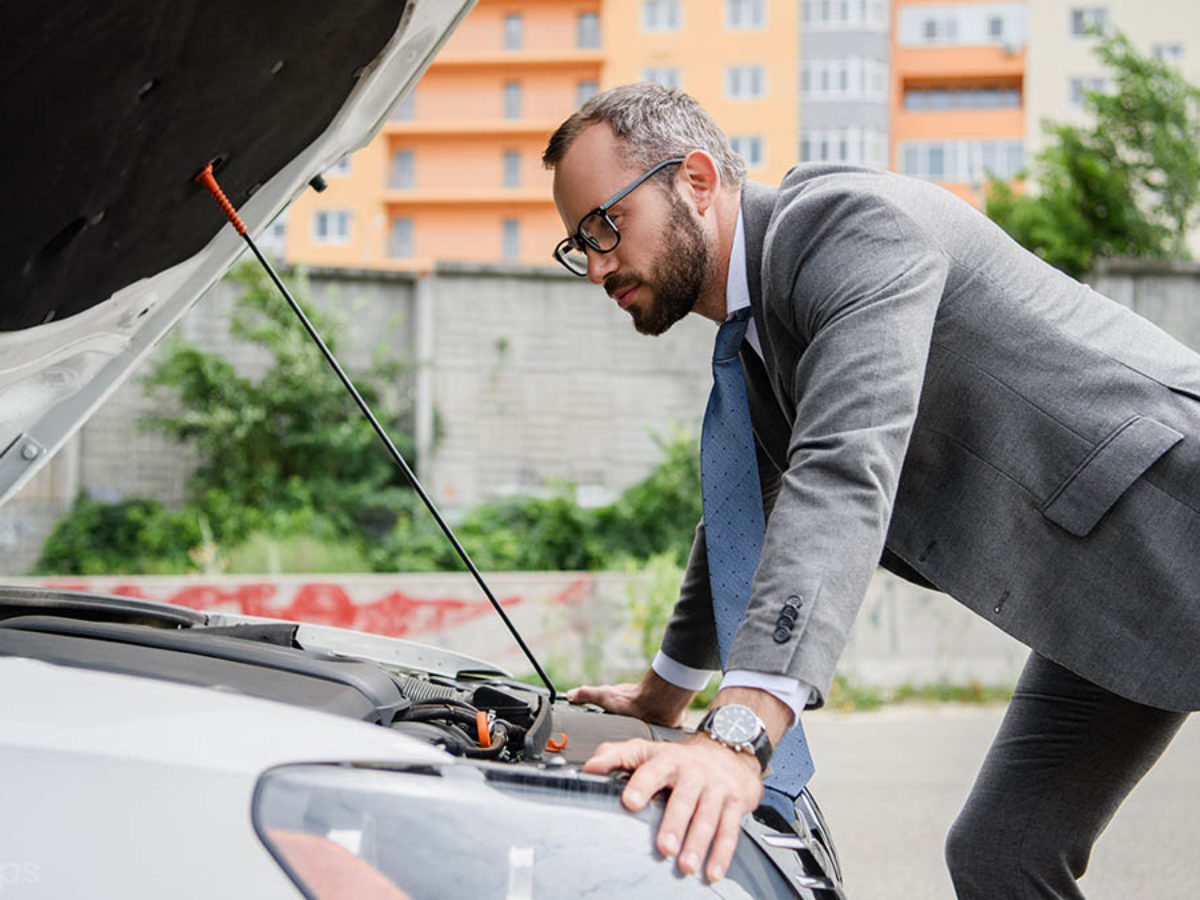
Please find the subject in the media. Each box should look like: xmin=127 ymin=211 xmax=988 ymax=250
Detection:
xmin=700 ymin=308 xmax=814 ymax=819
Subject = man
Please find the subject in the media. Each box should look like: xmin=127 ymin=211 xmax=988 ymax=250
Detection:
xmin=543 ymin=83 xmax=1200 ymax=897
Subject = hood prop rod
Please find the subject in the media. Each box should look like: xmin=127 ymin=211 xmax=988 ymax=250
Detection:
xmin=195 ymin=163 xmax=557 ymax=704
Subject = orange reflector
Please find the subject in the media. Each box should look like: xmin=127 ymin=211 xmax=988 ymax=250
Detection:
xmin=266 ymin=829 xmax=411 ymax=900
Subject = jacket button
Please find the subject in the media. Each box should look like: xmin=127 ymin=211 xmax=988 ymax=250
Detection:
xmin=785 ymin=595 xmax=803 ymax=609
xmin=772 ymin=627 xmax=790 ymax=643
xmin=780 ymin=606 xmax=798 ymax=623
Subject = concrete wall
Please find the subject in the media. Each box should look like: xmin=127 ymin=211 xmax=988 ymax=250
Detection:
xmin=423 ymin=262 xmax=713 ymax=508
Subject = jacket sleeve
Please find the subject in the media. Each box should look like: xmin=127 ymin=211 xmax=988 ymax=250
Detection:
xmin=724 ymin=186 xmax=950 ymax=706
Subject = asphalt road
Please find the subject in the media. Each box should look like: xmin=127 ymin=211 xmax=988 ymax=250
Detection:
xmin=802 ymin=704 xmax=1200 ymax=899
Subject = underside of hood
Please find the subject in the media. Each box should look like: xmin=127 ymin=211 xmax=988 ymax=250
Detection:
xmin=0 ymin=0 xmax=473 ymax=505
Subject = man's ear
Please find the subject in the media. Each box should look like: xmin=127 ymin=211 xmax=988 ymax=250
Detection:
xmin=679 ymin=150 xmax=720 ymax=215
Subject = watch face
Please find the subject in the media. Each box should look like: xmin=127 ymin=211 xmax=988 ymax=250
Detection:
xmin=713 ymin=705 xmax=761 ymax=744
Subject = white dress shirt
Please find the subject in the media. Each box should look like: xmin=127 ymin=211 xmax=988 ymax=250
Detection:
xmin=650 ymin=209 xmax=816 ymax=724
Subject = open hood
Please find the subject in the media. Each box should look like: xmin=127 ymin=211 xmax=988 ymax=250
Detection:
xmin=0 ymin=0 xmax=474 ymax=506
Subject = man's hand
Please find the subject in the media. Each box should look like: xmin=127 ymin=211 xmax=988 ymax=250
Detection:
xmin=567 ymin=667 xmax=695 ymax=727
xmin=580 ymin=686 xmax=793 ymax=883
xmin=583 ymin=733 xmax=763 ymax=882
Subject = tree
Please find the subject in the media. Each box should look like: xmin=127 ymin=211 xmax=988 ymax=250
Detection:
xmin=141 ymin=260 xmax=415 ymax=543
xmin=986 ymin=30 xmax=1200 ymax=278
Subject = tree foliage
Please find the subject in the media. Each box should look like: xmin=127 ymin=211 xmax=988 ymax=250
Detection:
xmin=140 ymin=260 xmax=414 ymax=542
xmin=986 ymin=30 xmax=1200 ymax=278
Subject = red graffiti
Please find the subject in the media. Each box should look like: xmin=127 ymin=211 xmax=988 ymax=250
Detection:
xmin=34 ymin=576 xmax=592 ymax=639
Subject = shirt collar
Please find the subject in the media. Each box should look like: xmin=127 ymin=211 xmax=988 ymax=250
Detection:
xmin=723 ymin=207 xmax=763 ymax=358
xmin=725 ymin=207 xmax=750 ymax=321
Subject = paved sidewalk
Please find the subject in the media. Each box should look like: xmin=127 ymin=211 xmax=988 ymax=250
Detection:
xmin=803 ymin=704 xmax=1200 ymax=899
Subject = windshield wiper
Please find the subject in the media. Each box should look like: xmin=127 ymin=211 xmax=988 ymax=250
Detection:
xmin=195 ymin=162 xmax=557 ymax=704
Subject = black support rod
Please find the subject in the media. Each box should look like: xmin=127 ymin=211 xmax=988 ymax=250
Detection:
xmin=195 ymin=164 xmax=557 ymax=703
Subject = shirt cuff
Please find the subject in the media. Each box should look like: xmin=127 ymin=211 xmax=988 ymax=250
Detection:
xmin=652 ymin=650 xmax=717 ymax=692
xmin=720 ymin=670 xmax=815 ymax=727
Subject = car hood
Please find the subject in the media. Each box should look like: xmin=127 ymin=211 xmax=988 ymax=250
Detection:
xmin=0 ymin=0 xmax=473 ymax=506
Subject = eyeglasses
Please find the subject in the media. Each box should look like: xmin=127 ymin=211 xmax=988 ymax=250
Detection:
xmin=553 ymin=157 xmax=685 ymax=276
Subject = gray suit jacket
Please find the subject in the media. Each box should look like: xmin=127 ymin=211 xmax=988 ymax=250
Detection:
xmin=661 ymin=164 xmax=1200 ymax=712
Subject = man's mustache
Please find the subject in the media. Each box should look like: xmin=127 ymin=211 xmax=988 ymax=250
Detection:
xmin=605 ymin=273 xmax=639 ymax=299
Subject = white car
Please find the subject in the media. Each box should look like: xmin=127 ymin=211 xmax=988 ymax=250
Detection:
xmin=0 ymin=2 xmax=845 ymax=897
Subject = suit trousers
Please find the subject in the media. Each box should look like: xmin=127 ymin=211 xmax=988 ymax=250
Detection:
xmin=945 ymin=652 xmax=1188 ymax=899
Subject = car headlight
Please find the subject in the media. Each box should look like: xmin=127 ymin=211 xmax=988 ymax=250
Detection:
xmin=253 ymin=762 xmax=793 ymax=899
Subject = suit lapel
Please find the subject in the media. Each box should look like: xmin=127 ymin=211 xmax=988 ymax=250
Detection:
xmin=737 ymin=181 xmax=794 ymax=469
xmin=740 ymin=180 xmax=775 ymax=347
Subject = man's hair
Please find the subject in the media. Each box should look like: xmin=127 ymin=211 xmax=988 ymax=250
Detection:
xmin=542 ymin=83 xmax=747 ymax=189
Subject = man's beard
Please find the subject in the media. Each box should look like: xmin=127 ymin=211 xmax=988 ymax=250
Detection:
xmin=608 ymin=192 xmax=711 ymax=336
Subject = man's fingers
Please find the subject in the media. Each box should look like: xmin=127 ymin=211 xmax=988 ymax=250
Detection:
xmin=705 ymin=802 xmax=748 ymax=883
xmin=580 ymin=738 xmax=653 ymax=779
xmin=675 ymin=791 xmax=724 ymax=875
xmin=566 ymin=682 xmax=639 ymax=715
xmin=654 ymin=776 xmax=702 ymax=859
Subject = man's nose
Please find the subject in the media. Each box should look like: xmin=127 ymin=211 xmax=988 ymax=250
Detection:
xmin=587 ymin=248 xmax=618 ymax=285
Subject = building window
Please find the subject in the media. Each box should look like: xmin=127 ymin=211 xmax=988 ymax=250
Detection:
xmin=1069 ymin=7 xmax=1106 ymax=36
xmin=1068 ymin=76 xmax=1106 ymax=107
xmin=726 ymin=65 xmax=765 ymax=99
xmin=502 ymin=218 xmax=521 ymax=260
xmin=729 ymin=135 xmax=764 ymax=168
xmin=802 ymin=58 xmax=888 ymax=101
xmin=389 ymin=149 xmax=414 ymax=189
xmin=905 ymin=86 xmax=1021 ymax=110
xmin=312 ymin=210 xmax=350 ymax=244
xmin=642 ymin=0 xmax=680 ymax=32
xmin=503 ymin=151 xmax=521 ymax=188
xmin=803 ymin=0 xmax=888 ymax=29
xmin=503 ymin=81 xmax=522 ymax=119
xmin=927 ymin=146 xmax=945 ymax=179
xmin=643 ymin=67 xmax=680 ymax=89
xmin=804 ymin=127 xmax=888 ymax=168
xmin=577 ymin=11 xmax=601 ymax=47
xmin=393 ymin=92 xmax=415 ymax=121
xmin=577 ymin=80 xmax=599 ymax=107
xmin=328 ymin=157 xmax=351 ymax=176
xmin=727 ymin=0 xmax=765 ymax=29
xmin=899 ymin=4 xmax=1026 ymax=47
xmin=504 ymin=14 xmax=523 ymax=50
xmin=389 ymin=218 xmax=413 ymax=259
xmin=898 ymin=139 xmax=1025 ymax=182
xmin=1153 ymin=44 xmax=1184 ymax=64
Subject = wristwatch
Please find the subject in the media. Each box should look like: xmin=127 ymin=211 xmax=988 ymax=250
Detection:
xmin=697 ymin=704 xmax=773 ymax=772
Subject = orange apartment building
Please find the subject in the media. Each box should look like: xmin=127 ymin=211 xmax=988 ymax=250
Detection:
xmin=283 ymin=0 xmax=798 ymax=271
xmin=891 ymin=0 xmax=1027 ymax=207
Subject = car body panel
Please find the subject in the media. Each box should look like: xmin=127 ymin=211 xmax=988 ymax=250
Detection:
xmin=0 ymin=656 xmax=448 ymax=898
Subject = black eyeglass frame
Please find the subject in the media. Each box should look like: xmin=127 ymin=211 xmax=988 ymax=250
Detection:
xmin=552 ymin=157 xmax=686 ymax=275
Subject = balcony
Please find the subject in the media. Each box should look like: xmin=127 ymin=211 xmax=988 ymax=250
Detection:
xmin=383 ymin=119 xmax=563 ymax=137
xmin=430 ymin=49 xmax=605 ymax=70
xmin=381 ymin=188 xmax=553 ymax=206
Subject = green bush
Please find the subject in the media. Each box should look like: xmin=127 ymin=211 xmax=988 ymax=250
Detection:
xmin=140 ymin=260 xmax=413 ymax=545
xmin=35 ymin=494 xmax=203 ymax=575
